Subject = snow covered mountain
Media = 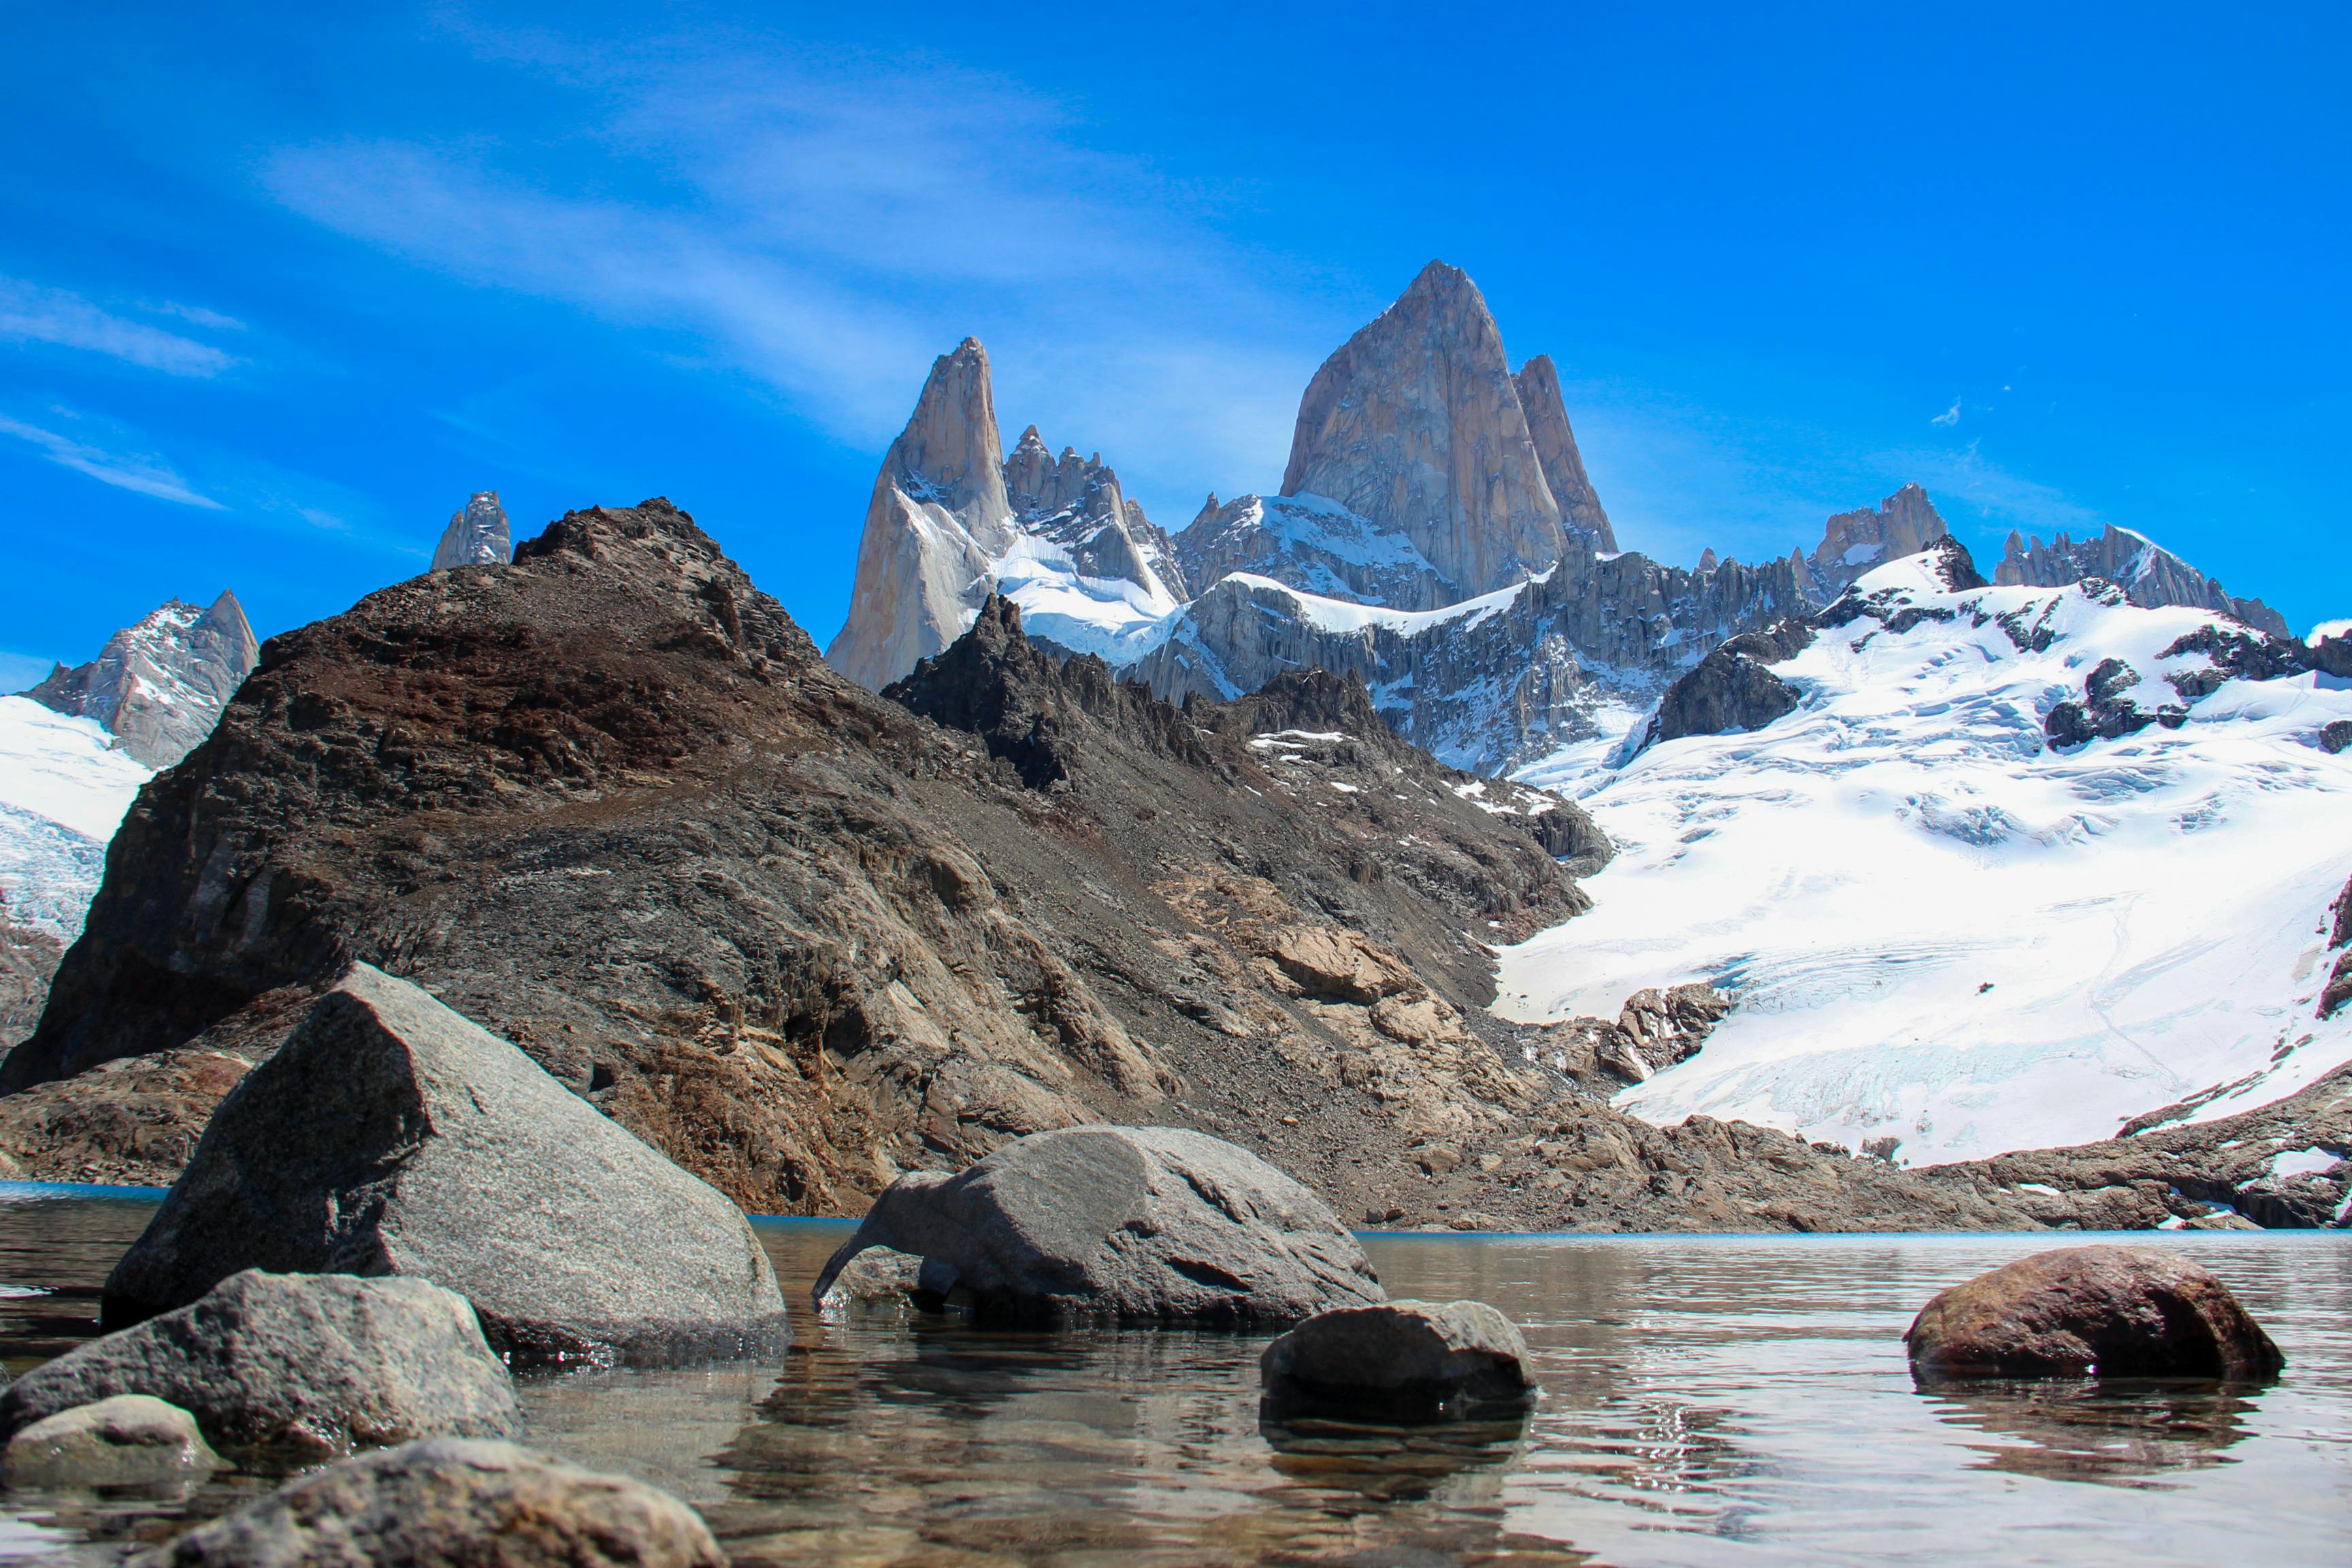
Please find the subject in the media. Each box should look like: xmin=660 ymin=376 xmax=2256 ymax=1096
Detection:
xmin=1499 ymin=544 xmax=2352 ymax=1164
xmin=20 ymin=591 xmax=257 ymax=769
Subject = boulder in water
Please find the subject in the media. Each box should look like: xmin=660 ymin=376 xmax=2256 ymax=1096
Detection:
xmin=0 ymin=1271 xmax=519 ymax=1459
xmin=124 ymin=1437 xmax=724 ymax=1568
xmin=1260 ymin=1298 xmax=1534 ymax=1418
xmin=1904 ymin=1244 xmax=2284 ymax=1379
xmin=3 ymin=1395 xmax=220 ymax=1488
xmin=102 ymin=965 xmax=789 ymax=1364
xmin=811 ymin=1125 xmax=1384 ymax=1325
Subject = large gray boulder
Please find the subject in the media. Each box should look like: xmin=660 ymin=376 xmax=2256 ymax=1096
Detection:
xmin=125 ymin=1437 xmax=725 ymax=1568
xmin=1261 ymin=1299 xmax=1535 ymax=1419
xmin=3 ymin=1395 xmax=220 ymax=1488
xmin=103 ymin=964 xmax=789 ymax=1364
xmin=811 ymin=1125 xmax=1385 ymax=1325
xmin=0 ymin=1270 xmax=519 ymax=1460
xmin=1906 ymin=1245 xmax=2285 ymax=1379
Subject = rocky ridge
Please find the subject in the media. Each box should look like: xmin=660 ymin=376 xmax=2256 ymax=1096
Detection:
xmin=1996 ymin=523 xmax=2287 ymax=636
xmin=23 ymin=592 xmax=258 ymax=770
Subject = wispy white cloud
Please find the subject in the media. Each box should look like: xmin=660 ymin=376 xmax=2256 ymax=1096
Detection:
xmin=0 ymin=412 xmax=225 ymax=507
xmin=0 ymin=277 xmax=240 ymax=378
xmin=257 ymin=24 xmax=1339 ymax=526
xmin=1931 ymin=397 xmax=1960 ymax=428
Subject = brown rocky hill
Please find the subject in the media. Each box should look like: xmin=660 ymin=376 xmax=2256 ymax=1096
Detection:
xmin=4 ymin=500 xmax=1580 ymax=1213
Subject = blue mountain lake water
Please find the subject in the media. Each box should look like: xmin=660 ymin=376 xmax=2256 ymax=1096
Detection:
xmin=0 ymin=1190 xmax=2342 ymax=1565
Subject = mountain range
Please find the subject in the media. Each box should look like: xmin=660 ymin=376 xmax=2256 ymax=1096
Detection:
xmin=0 ymin=261 xmax=2344 ymax=1233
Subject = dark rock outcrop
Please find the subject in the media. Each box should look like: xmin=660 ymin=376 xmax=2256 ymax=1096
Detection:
xmin=2044 ymin=655 xmax=2187 ymax=748
xmin=124 ymin=1437 xmax=724 ymax=1568
xmin=1904 ymin=1245 xmax=2284 ymax=1379
xmin=2322 ymin=875 xmax=2352 ymax=1022
xmin=1637 ymin=619 xmax=1815 ymax=753
xmin=1261 ymin=1298 xmax=1533 ymax=1418
xmin=0 ymin=914 xmax=61 ymax=1053
xmin=103 ymin=965 xmax=790 ymax=1362
xmin=0 ymin=1270 xmax=521 ymax=1458
xmin=812 ymin=1124 xmax=1386 ymax=1325
xmin=2 ymin=1395 xmax=220 ymax=1488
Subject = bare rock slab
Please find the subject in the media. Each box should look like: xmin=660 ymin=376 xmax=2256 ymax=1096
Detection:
xmin=125 ymin=1437 xmax=724 ymax=1568
xmin=0 ymin=1270 xmax=519 ymax=1460
xmin=1261 ymin=1299 xmax=1534 ymax=1419
xmin=813 ymin=1125 xmax=1385 ymax=1326
xmin=1905 ymin=1244 xmax=2285 ymax=1379
xmin=103 ymin=964 xmax=789 ymax=1364
xmin=3 ymin=1394 xmax=220 ymax=1488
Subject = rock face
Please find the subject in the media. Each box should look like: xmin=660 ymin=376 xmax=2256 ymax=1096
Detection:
xmin=1513 ymin=355 xmax=1615 ymax=553
xmin=3 ymin=1395 xmax=220 ymax=1487
xmin=1995 ymin=523 xmax=2288 ymax=636
xmin=0 ymin=1270 xmax=521 ymax=1458
xmin=2325 ymin=875 xmax=2352 ymax=1022
xmin=0 ymin=915 xmax=61 ymax=1051
xmin=811 ymin=1124 xmax=1386 ymax=1325
xmin=1277 ymin=261 xmax=1567 ymax=605
xmin=1904 ymin=1245 xmax=2285 ymax=1379
xmin=429 ymin=491 xmax=511 ymax=571
xmin=1803 ymin=485 xmax=1949 ymax=602
xmin=22 ymin=593 xmax=258 ymax=768
xmin=102 ymin=964 xmax=789 ymax=1362
xmin=828 ymin=340 xmax=1017 ymax=690
xmin=124 ymin=1437 xmax=725 ymax=1568
xmin=1260 ymin=1299 xmax=1533 ymax=1418
xmin=1635 ymin=619 xmax=1816 ymax=753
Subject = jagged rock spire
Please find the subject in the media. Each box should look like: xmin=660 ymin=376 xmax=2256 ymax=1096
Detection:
xmin=22 ymin=592 xmax=259 ymax=769
xmin=1803 ymin=483 xmax=1950 ymax=601
xmin=431 ymin=491 xmax=510 ymax=570
xmin=827 ymin=339 xmax=1018 ymax=691
xmin=1513 ymin=355 xmax=1617 ymax=553
xmin=1279 ymin=261 xmax=1567 ymax=602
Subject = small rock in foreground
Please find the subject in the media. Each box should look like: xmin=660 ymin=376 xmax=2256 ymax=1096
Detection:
xmin=1261 ymin=1299 xmax=1535 ymax=1419
xmin=124 ymin=1437 xmax=725 ymax=1568
xmin=3 ymin=1395 xmax=220 ymax=1488
xmin=1905 ymin=1244 xmax=2285 ymax=1379
xmin=0 ymin=1270 xmax=521 ymax=1459
xmin=105 ymin=964 xmax=789 ymax=1364
xmin=813 ymin=1125 xmax=1384 ymax=1326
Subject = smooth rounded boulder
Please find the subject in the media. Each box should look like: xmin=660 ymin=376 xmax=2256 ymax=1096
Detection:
xmin=1261 ymin=1299 xmax=1535 ymax=1419
xmin=1905 ymin=1244 xmax=2284 ymax=1379
xmin=811 ymin=1125 xmax=1385 ymax=1325
xmin=123 ymin=1437 xmax=725 ymax=1568
xmin=0 ymin=1270 xmax=521 ymax=1460
xmin=3 ymin=1396 xmax=220 ymax=1488
xmin=103 ymin=964 xmax=789 ymax=1363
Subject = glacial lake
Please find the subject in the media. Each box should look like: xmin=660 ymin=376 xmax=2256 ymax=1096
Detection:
xmin=0 ymin=1189 xmax=2344 ymax=1567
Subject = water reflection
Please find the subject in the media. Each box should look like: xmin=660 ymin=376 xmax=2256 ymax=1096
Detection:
xmin=1920 ymin=1378 xmax=2262 ymax=1486
xmin=0 ymin=1201 xmax=2347 ymax=1567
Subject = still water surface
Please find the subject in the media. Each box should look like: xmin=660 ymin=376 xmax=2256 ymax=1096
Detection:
xmin=0 ymin=1188 xmax=2343 ymax=1566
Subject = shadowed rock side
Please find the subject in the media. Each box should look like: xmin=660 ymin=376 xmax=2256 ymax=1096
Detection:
xmin=0 ymin=500 xmax=2075 ymax=1232
xmin=0 ymin=915 xmax=62 ymax=1051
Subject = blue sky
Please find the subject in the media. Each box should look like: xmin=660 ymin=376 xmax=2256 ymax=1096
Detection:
xmin=3 ymin=2 xmax=2346 ymax=685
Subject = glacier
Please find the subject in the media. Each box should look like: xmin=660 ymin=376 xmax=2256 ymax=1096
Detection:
xmin=1496 ymin=551 xmax=2352 ymax=1164
xmin=0 ymin=696 xmax=152 ymax=940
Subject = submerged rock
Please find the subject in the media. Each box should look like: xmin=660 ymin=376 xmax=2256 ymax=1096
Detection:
xmin=125 ymin=1437 xmax=725 ymax=1568
xmin=1904 ymin=1245 xmax=2284 ymax=1379
xmin=815 ymin=1246 xmax=933 ymax=1318
xmin=0 ymin=1270 xmax=519 ymax=1459
xmin=103 ymin=964 xmax=789 ymax=1364
xmin=1261 ymin=1298 xmax=1535 ymax=1419
xmin=3 ymin=1395 xmax=220 ymax=1488
xmin=812 ymin=1125 xmax=1385 ymax=1326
